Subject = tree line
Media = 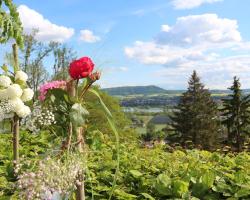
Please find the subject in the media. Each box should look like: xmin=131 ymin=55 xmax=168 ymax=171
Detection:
xmin=171 ymin=71 xmax=250 ymax=152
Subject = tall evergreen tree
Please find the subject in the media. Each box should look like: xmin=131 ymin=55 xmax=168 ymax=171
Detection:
xmin=221 ymin=77 xmax=250 ymax=151
xmin=170 ymin=71 xmax=219 ymax=150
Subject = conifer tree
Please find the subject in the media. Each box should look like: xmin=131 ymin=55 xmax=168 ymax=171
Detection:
xmin=171 ymin=71 xmax=219 ymax=150
xmin=221 ymin=77 xmax=250 ymax=151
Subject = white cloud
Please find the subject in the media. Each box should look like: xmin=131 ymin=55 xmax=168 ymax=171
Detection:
xmin=104 ymin=66 xmax=129 ymax=74
xmin=125 ymin=13 xmax=250 ymax=89
xmin=125 ymin=41 xmax=208 ymax=65
xmin=79 ymin=30 xmax=101 ymax=43
xmin=156 ymin=14 xmax=241 ymax=46
xmin=172 ymin=0 xmax=223 ymax=10
xmin=156 ymin=55 xmax=250 ymax=89
xmin=126 ymin=14 xmax=242 ymax=65
xmin=231 ymin=42 xmax=250 ymax=51
xmin=161 ymin=25 xmax=171 ymax=32
xmin=18 ymin=5 xmax=74 ymax=42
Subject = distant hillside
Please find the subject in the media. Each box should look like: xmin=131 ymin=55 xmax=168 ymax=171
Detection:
xmin=102 ymin=85 xmax=250 ymax=97
xmin=102 ymin=85 xmax=167 ymax=96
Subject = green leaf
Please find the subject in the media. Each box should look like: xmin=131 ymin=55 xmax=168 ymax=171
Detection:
xmin=1 ymin=64 xmax=8 ymax=73
xmin=155 ymin=174 xmax=172 ymax=196
xmin=88 ymin=88 xmax=112 ymax=118
xmin=234 ymin=188 xmax=250 ymax=198
xmin=87 ymin=88 xmax=119 ymax=200
xmin=140 ymin=193 xmax=155 ymax=200
xmin=129 ymin=170 xmax=143 ymax=178
xmin=114 ymin=189 xmax=137 ymax=199
xmin=201 ymin=171 xmax=215 ymax=188
xmin=172 ymin=180 xmax=189 ymax=198
xmin=69 ymin=103 xmax=89 ymax=127
xmin=47 ymin=88 xmax=70 ymax=104
xmin=192 ymin=171 xmax=215 ymax=197
xmin=0 ymin=176 xmax=8 ymax=188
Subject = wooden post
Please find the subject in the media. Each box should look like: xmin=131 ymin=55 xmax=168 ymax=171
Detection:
xmin=12 ymin=44 xmax=19 ymax=73
xmin=13 ymin=115 xmax=19 ymax=164
xmin=76 ymin=126 xmax=85 ymax=200
xmin=65 ymin=80 xmax=76 ymax=152
xmin=67 ymin=80 xmax=85 ymax=200
xmin=12 ymin=44 xmax=20 ymax=165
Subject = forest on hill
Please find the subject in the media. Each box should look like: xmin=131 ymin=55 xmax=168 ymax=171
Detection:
xmin=102 ymin=85 xmax=168 ymax=96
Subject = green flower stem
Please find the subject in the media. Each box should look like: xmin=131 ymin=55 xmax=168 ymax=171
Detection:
xmin=76 ymin=79 xmax=79 ymax=101
xmin=80 ymin=80 xmax=94 ymax=99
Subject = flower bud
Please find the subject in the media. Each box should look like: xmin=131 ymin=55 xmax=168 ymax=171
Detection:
xmin=89 ymin=71 xmax=101 ymax=82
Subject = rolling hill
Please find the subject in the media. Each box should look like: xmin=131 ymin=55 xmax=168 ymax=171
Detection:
xmin=102 ymin=85 xmax=168 ymax=96
xmin=102 ymin=85 xmax=250 ymax=97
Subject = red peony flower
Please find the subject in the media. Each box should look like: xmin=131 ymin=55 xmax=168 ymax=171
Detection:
xmin=69 ymin=57 xmax=94 ymax=79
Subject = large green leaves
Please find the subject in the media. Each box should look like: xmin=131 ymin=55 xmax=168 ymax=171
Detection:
xmin=192 ymin=171 xmax=215 ymax=197
xmin=155 ymin=174 xmax=189 ymax=198
xmin=155 ymin=174 xmax=172 ymax=196
xmin=172 ymin=180 xmax=189 ymax=197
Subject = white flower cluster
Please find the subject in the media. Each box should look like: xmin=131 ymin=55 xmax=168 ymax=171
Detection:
xmin=21 ymin=102 xmax=56 ymax=133
xmin=0 ymin=100 xmax=14 ymax=121
xmin=37 ymin=110 xmax=56 ymax=126
xmin=0 ymin=72 xmax=34 ymax=121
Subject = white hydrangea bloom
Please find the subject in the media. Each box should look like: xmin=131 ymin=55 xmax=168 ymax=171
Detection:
xmin=9 ymin=97 xmax=24 ymax=112
xmin=15 ymin=71 xmax=28 ymax=82
xmin=0 ymin=75 xmax=12 ymax=87
xmin=0 ymin=89 xmax=8 ymax=100
xmin=16 ymin=105 xmax=31 ymax=118
xmin=21 ymin=88 xmax=34 ymax=102
xmin=6 ymin=84 xmax=23 ymax=98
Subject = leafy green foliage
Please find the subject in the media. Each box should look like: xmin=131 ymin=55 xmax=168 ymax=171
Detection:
xmin=1 ymin=126 xmax=250 ymax=200
xmin=85 ymin=142 xmax=250 ymax=200
xmin=0 ymin=0 xmax=24 ymax=47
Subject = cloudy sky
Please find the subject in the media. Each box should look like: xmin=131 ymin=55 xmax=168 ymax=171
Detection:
xmin=3 ymin=0 xmax=250 ymax=89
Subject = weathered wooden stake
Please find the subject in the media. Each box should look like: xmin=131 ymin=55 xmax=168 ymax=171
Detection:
xmin=12 ymin=44 xmax=20 ymax=165
xmin=13 ymin=115 xmax=19 ymax=164
xmin=67 ymin=80 xmax=85 ymax=200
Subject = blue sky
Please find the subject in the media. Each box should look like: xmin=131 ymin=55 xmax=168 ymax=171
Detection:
xmin=2 ymin=0 xmax=250 ymax=89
